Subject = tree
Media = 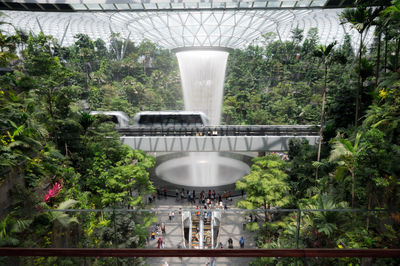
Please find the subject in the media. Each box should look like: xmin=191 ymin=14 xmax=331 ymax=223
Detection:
xmin=298 ymin=194 xmax=348 ymax=248
xmin=0 ymin=212 xmax=32 ymax=246
xmin=236 ymin=154 xmax=291 ymax=222
xmin=313 ymin=41 xmax=346 ymax=179
xmin=329 ymin=133 xmax=364 ymax=207
xmin=341 ymin=6 xmax=380 ymax=127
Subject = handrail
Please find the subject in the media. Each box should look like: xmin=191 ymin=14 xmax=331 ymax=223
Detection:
xmin=3 ymin=208 xmax=395 ymax=213
xmin=1 ymin=248 xmax=399 ymax=258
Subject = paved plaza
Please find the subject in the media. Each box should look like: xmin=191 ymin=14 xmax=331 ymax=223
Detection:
xmin=146 ymin=195 xmax=256 ymax=266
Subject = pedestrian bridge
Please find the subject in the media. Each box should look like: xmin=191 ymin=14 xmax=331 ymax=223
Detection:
xmin=119 ymin=125 xmax=319 ymax=152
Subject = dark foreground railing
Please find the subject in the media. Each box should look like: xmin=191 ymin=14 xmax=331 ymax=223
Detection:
xmin=1 ymin=248 xmax=400 ymax=258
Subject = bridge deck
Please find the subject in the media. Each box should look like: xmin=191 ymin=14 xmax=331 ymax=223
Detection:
xmin=119 ymin=125 xmax=319 ymax=152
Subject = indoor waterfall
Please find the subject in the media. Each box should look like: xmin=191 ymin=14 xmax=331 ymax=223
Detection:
xmin=155 ymin=48 xmax=250 ymax=187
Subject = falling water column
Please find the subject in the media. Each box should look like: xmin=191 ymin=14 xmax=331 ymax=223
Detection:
xmin=174 ymin=48 xmax=230 ymax=187
xmin=175 ymin=48 xmax=229 ymax=125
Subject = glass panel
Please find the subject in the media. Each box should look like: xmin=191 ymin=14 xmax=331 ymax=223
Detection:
xmin=212 ymin=2 xmax=226 ymax=8
xmin=253 ymin=1 xmax=267 ymax=8
xmin=85 ymin=4 xmax=102 ymax=10
xmin=198 ymin=3 xmax=211 ymax=9
xmin=281 ymin=1 xmax=297 ymax=7
xmin=130 ymin=3 xmax=144 ymax=10
xmin=70 ymin=4 xmax=87 ymax=10
xmin=101 ymin=4 xmax=116 ymax=10
xmin=239 ymin=2 xmax=252 ymax=8
xmin=157 ymin=3 xmax=171 ymax=9
xmin=297 ymin=0 xmax=312 ymax=7
xmin=143 ymin=3 xmax=157 ymax=9
xmin=185 ymin=3 xmax=198 ymax=9
xmin=115 ymin=4 xmax=130 ymax=10
xmin=311 ymin=0 xmax=328 ymax=6
xmin=225 ymin=2 xmax=239 ymax=8
xmin=268 ymin=1 xmax=281 ymax=7
xmin=171 ymin=3 xmax=184 ymax=9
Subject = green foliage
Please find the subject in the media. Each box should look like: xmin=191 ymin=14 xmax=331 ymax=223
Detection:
xmin=0 ymin=212 xmax=32 ymax=246
xmin=1 ymin=5 xmax=400 ymax=258
xmin=39 ymin=199 xmax=79 ymax=228
xmin=236 ymin=154 xmax=291 ymax=211
xmin=287 ymin=139 xmax=319 ymax=200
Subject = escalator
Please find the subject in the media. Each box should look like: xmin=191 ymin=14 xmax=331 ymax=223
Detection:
xmin=191 ymin=213 xmax=200 ymax=248
xmin=182 ymin=210 xmax=221 ymax=249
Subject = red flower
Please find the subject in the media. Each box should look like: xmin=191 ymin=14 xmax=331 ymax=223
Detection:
xmin=44 ymin=181 xmax=63 ymax=203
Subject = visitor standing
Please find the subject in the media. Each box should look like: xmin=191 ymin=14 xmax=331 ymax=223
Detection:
xmin=228 ymin=238 xmax=233 ymax=248
xmin=176 ymin=188 xmax=179 ymax=201
xmin=181 ymin=190 xmax=185 ymax=201
xmin=239 ymin=236 xmax=245 ymax=248
xmin=163 ymin=186 xmax=167 ymax=199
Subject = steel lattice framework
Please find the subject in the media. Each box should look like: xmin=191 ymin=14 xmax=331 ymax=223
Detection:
xmin=0 ymin=0 xmax=373 ymax=49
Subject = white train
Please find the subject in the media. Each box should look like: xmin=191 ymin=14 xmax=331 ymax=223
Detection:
xmin=89 ymin=111 xmax=130 ymax=128
xmin=132 ymin=111 xmax=210 ymax=127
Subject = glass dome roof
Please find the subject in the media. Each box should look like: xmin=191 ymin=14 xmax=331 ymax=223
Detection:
xmin=0 ymin=3 xmax=373 ymax=49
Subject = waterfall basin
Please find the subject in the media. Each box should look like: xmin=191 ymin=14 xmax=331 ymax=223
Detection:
xmin=155 ymin=152 xmax=250 ymax=187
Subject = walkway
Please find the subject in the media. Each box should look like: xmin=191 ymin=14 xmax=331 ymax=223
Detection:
xmin=146 ymin=196 xmax=256 ymax=265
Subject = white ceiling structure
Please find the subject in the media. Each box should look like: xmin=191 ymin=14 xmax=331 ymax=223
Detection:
xmin=0 ymin=0 xmax=374 ymax=49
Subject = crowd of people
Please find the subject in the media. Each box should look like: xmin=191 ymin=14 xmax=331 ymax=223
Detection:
xmin=148 ymin=185 xmax=249 ymax=252
xmin=174 ymin=188 xmax=236 ymax=207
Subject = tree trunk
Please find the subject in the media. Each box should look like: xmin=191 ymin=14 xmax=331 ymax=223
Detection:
xmin=355 ymin=33 xmax=363 ymax=128
xmin=395 ymin=38 xmax=400 ymax=73
xmin=47 ymin=90 xmax=58 ymax=149
xmin=375 ymin=31 xmax=381 ymax=87
xmin=351 ymin=170 xmax=355 ymax=208
xmin=384 ymin=32 xmax=388 ymax=72
xmin=366 ymin=189 xmax=371 ymax=231
xmin=316 ymin=65 xmax=328 ymax=181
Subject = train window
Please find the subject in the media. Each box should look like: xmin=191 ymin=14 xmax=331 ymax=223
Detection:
xmin=187 ymin=115 xmax=202 ymax=124
xmin=134 ymin=112 xmax=208 ymax=126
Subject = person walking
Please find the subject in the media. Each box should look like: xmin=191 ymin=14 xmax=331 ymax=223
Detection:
xmin=157 ymin=237 xmax=163 ymax=248
xmin=161 ymin=222 xmax=166 ymax=235
xmin=239 ymin=236 xmax=245 ymax=248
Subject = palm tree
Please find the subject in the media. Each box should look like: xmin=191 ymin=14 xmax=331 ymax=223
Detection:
xmin=329 ymin=133 xmax=363 ymax=208
xmin=313 ymin=41 xmax=346 ymax=180
xmin=0 ymin=212 xmax=32 ymax=246
xmin=341 ymin=6 xmax=380 ymax=127
xmin=382 ymin=0 xmax=400 ymax=72
xmin=300 ymin=194 xmax=348 ymax=247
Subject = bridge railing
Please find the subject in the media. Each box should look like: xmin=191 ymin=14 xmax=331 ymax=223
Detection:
xmin=0 ymin=207 xmax=399 ymax=264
